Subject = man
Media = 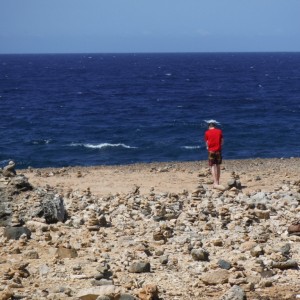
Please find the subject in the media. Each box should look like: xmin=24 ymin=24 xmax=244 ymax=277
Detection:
xmin=204 ymin=120 xmax=224 ymax=188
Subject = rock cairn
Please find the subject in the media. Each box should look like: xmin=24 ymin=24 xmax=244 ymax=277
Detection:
xmin=0 ymin=162 xmax=300 ymax=299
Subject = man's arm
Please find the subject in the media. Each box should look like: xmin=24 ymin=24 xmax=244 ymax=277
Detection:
xmin=204 ymin=132 xmax=209 ymax=150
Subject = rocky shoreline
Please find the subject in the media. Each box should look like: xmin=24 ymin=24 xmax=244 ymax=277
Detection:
xmin=1 ymin=158 xmax=300 ymax=299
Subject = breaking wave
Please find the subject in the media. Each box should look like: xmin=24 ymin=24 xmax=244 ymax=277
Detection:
xmin=181 ymin=146 xmax=201 ymax=150
xmin=69 ymin=143 xmax=137 ymax=149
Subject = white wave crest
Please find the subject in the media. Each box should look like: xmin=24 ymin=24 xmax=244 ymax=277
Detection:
xmin=182 ymin=146 xmax=201 ymax=150
xmin=32 ymin=139 xmax=52 ymax=145
xmin=70 ymin=143 xmax=137 ymax=149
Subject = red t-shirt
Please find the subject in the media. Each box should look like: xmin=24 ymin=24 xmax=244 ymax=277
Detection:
xmin=205 ymin=128 xmax=223 ymax=152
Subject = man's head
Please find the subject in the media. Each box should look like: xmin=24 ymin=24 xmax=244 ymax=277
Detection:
xmin=205 ymin=119 xmax=220 ymax=128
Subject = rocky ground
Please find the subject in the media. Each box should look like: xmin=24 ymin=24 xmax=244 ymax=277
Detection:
xmin=1 ymin=158 xmax=300 ymax=300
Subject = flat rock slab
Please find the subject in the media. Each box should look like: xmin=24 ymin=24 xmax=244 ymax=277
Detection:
xmin=201 ymin=269 xmax=229 ymax=285
xmin=55 ymin=247 xmax=78 ymax=259
xmin=77 ymin=285 xmax=119 ymax=300
xmin=119 ymin=294 xmax=137 ymax=300
xmin=271 ymin=259 xmax=298 ymax=270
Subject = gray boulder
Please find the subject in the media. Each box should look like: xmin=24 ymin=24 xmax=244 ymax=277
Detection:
xmin=0 ymin=174 xmax=32 ymax=226
xmin=8 ymin=175 xmax=32 ymax=194
xmin=4 ymin=226 xmax=31 ymax=240
xmin=191 ymin=249 xmax=209 ymax=261
xmin=219 ymin=285 xmax=246 ymax=300
xmin=128 ymin=261 xmax=151 ymax=273
xmin=36 ymin=193 xmax=67 ymax=223
xmin=218 ymin=259 xmax=232 ymax=270
xmin=271 ymin=259 xmax=298 ymax=270
xmin=0 ymin=200 xmax=12 ymax=226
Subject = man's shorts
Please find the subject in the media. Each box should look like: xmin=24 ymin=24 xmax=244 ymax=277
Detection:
xmin=208 ymin=151 xmax=222 ymax=166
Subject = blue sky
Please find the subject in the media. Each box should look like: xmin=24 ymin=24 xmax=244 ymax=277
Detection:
xmin=1 ymin=0 xmax=300 ymax=53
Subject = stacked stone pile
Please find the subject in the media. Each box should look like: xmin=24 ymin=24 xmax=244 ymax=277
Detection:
xmin=0 ymin=162 xmax=300 ymax=299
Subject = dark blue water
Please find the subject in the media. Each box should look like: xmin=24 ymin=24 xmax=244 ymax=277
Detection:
xmin=0 ymin=53 xmax=300 ymax=168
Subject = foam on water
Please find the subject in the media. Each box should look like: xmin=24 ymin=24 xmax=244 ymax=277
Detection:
xmin=32 ymin=139 xmax=52 ymax=145
xmin=182 ymin=146 xmax=201 ymax=150
xmin=69 ymin=143 xmax=137 ymax=149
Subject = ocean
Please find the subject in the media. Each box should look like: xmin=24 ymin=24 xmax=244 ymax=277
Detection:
xmin=0 ymin=52 xmax=300 ymax=168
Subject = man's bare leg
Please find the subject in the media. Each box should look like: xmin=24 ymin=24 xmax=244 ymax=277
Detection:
xmin=211 ymin=164 xmax=221 ymax=187
xmin=216 ymin=164 xmax=221 ymax=185
xmin=211 ymin=165 xmax=218 ymax=186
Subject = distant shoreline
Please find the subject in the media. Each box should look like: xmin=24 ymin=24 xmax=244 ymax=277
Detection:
xmin=17 ymin=156 xmax=300 ymax=171
xmin=19 ymin=157 xmax=300 ymax=198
